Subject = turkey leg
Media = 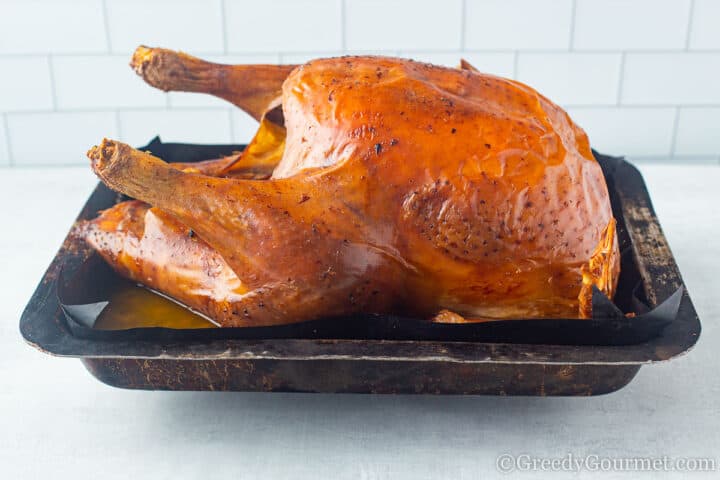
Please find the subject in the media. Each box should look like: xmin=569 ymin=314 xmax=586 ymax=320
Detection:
xmin=131 ymin=46 xmax=296 ymax=121
xmin=77 ymin=201 xmax=322 ymax=327
xmin=87 ymin=139 xmax=405 ymax=321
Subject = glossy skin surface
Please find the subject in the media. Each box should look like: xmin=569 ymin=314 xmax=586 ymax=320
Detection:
xmin=78 ymin=146 xmax=303 ymax=327
xmin=87 ymin=54 xmax=619 ymax=325
xmin=78 ymin=201 xmax=256 ymax=325
xmin=80 ymin=200 xmax=335 ymax=327
xmin=131 ymin=46 xmax=295 ymax=121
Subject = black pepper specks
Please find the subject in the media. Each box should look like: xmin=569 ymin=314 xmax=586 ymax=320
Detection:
xmin=374 ymin=143 xmax=382 ymax=155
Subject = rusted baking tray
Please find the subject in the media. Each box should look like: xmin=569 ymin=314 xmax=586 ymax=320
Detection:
xmin=19 ymin=139 xmax=701 ymax=395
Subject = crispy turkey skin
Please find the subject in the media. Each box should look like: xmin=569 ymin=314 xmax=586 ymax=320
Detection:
xmin=82 ymin=50 xmax=619 ymax=326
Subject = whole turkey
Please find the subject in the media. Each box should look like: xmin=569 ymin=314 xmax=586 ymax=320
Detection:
xmin=82 ymin=46 xmax=619 ymax=327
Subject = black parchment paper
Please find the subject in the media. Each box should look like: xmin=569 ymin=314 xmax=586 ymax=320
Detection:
xmin=59 ymin=139 xmax=682 ymax=346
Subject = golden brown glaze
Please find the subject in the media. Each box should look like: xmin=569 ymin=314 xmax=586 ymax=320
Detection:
xmin=78 ymin=200 xmax=312 ymax=327
xmin=131 ymin=46 xmax=295 ymax=121
xmin=166 ymin=118 xmax=285 ymax=180
xmin=87 ymin=54 xmax=619 ymax=325
xmin=76 ymin=120 xmax=287 ymax=327
xmin=78 ymin=124 xmax=291 ymax=327
xmin=170 ymin=153 xmax=243 ymax=176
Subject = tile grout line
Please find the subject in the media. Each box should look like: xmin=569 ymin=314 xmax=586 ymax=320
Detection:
xmin=3 ymin=106 xmax=272 ymax=115
xmin=115 ymin=110 xmax=123 ymax=142
xmin=669 ymin=107 xmax=681 ymax=156
xmin=569 ymin=0 xmax=577 ymax=51
xmin=2 ymin=113 xmax=13 ymax=166
xmin=460 ymin=0 xmax=467 ymax=51
xmin=616 ymin=52 xmax=626 ymax=105
xmin=685 ymin=0 xmax=695 ymax=50
xmin=340 ymin=0 xmax=347 ymax=52
xmin=559 ymin=104 xmax=709 ymax=109
xmin=5 ymin=49 xmax=720 ymax=59
xmin=221 ymin=0 xmax=229 ymax=54
xmin=228 ymin=108 xmax=235 ymax=142
xmin=47 ymin=55 xmax=58 ymax=111
xmin=629 ymin=154 xmax=718 ymax=160
xmin=101 ymin=0 xmax=112 ymax=53
xmin=626 ymin=155 xmax=720 ymax=165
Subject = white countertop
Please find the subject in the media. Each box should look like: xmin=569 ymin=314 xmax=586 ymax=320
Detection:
xmin=1 ymin=164 xmax=718 ymax=479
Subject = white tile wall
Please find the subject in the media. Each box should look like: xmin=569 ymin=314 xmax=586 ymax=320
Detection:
xmin=0 ymin=0 xmax=718 ymax=167
xmin=622 ymin=53 xmax=720 ymax=105
xmin=448 ymin=52 xmax=515 ymax=78
xmin=0 ymin=58 xmax=54 ymax=112
xmin=118 ymin=109 xmax=233 ymax=146
xmin=346 ymin=0 xmax=463 ymax=51
xmin=465 ymin=0 xmax=573 ymax=50
xmin=7 ymin=112 xmax=118 ymax=165
xmin=573 ymin=0 xmax=692 ymax=51
xmin=225 ymin=0 xmax=342 ymax=53
xmin=516 ymin=53 xmax=621 ymax=105
xmin=689 ymin=0 xmax=720 ymax=49
xmin=232 ymin=110 xmax=262 ymax=144
xmin=0 ymin=0 xmax=107 ymax=54
xmin=53 ymin=56 xmax=167 ymax=109
xmin=675 ymin=108 xmax=720 ymax=156
xmin=567 ymin=107 xmax=676 ymax=157
xmin=105 ymin=0 xmax=225 ymax=54
xmin=0 ymin=116 xmax=9 ymax=165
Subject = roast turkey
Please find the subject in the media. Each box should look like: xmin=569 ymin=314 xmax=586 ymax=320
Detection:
xmin=81 ymin=46 xmax=619 ymax=326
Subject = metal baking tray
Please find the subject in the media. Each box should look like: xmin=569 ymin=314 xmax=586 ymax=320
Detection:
xmin=19 ymin=139 xmax=701 ymax=395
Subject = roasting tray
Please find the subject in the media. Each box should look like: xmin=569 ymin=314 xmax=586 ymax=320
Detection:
xmin=19 ymin=139 xmax=701 ymax=395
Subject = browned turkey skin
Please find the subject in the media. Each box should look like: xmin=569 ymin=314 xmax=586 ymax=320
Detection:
xmin=79 ymin=46 xmax=619 ymax=327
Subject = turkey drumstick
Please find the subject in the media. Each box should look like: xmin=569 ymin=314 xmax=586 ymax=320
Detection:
xmin=88 ymin=139 xmax=408 ymax=324
xmin=77 ymin=200 xmax=342 ymax=327
xmin=131 ymin=46 xmax=296 ymax=121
